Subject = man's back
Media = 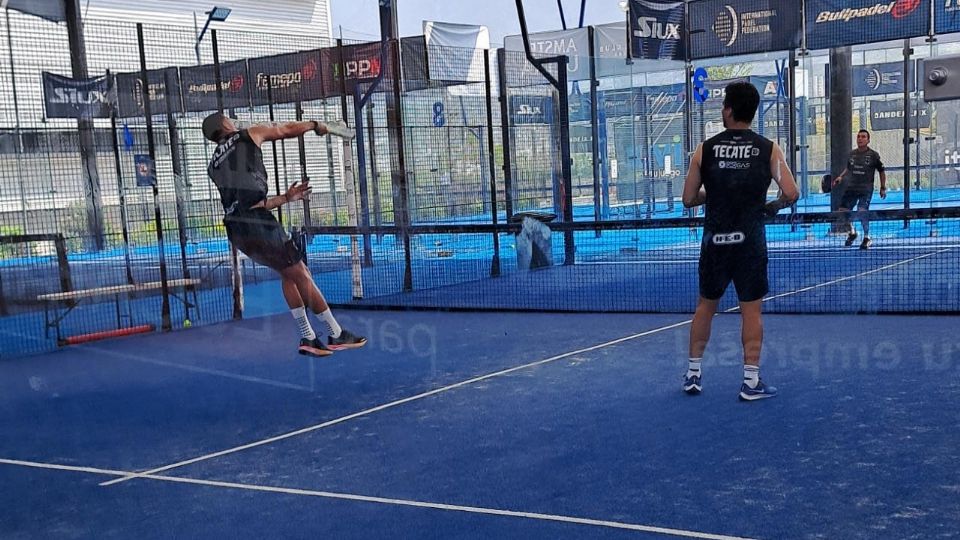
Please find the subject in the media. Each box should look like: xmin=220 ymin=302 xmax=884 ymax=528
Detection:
xmin=207 ymin=130 xmax=269 ymax=216
xmin=700 ymin=129 xmax=774 ymax=235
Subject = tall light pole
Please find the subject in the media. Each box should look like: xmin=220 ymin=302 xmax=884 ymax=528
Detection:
xmin=194 ymin=6 xmax=231 ymax=63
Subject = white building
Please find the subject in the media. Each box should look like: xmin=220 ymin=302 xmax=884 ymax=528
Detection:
xmin=0 ymin=1 xmax=346 ymax=235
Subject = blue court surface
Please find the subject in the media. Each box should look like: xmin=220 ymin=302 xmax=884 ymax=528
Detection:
xmin=1 ymin=308 xmax=958 ymax=539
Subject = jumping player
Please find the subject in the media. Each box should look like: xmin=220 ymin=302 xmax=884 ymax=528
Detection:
xmin=203 ymin=113 xmax=366 ymax=357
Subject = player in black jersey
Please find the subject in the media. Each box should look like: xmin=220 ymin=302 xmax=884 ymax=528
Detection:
xmin=680 ymin=82 xmax=799 ymax=401
xmin=832 ymin=130 xmax=886 ymax=250
xmin=203 ymin=112 xmax=366 ymax=357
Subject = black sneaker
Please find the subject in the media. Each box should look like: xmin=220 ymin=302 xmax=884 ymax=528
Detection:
xmin=299 ymin=337 xmax=333 ymax=357
xmin=328 ymin=328 xmax=367 ymax=351
xmin=860 ymin=237 xmax=872 ymax=250
xmin=845 ymin=231 xmax=858 ymax=247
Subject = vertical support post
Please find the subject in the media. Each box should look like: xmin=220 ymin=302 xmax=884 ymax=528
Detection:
xmin=65 ymin=0 xmax=105 ymax=251
xmin=353 ymin=85 xmax=374 ymax=266
xmin=163 ymin=70 xmax=192 ymax=297
xmin=212 ymin=29 xmax=243 ymax=320
xmin=557 ymin=57 xmax=575 ymax=265
xmin=137 ymin=23 xmax=172 ymax=331
xmin=484 ymin=49 xmax=501 ymax=277
xmin=4 ymin=9 xmax=28 ymax=234
xmin=295 ymin=102 xmax=314 ymax=236
xmin=588 ymin=26 xmax=602 ymax=231
xmin=903 ymin=39 xmax=913 ymax=212
xmin=497 ymin=49 xmax=515 ymax=221
xmin=107 ymin=82 xmax=134 ymax=285
xmin=829 ymin=46 xmax=853 ymax=232
xmin=366 ymin=102 xmax=382 ymax=231
xmin=266 ymin=77 xmax=284 ymax=227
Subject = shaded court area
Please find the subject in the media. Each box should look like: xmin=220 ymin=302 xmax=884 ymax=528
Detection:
xmin=1 ymin=307 xmax=958 ymax=539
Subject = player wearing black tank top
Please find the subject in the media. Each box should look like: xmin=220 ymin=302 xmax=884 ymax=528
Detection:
xmin=203 ymin=112 xmax=366 ymax=357
xmin=680 ymin=82 xmax=799 ymax=401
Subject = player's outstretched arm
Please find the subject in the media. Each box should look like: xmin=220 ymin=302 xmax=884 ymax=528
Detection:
xmin=765 ymin=144 xmax=799 ymax=215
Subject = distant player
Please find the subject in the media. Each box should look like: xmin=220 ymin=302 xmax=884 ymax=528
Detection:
xmin=680 ymin=82 xmax=799 ymax=401
xmin=203 ymin=113 xmax=366 ymax=357
xmin=833 ymin=129 xmax=887 ymax=249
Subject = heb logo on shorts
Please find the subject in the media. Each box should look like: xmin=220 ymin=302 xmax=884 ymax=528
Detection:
xmin=712 ymin=232 xmax=746 ymax=245
xmin=815 ymin=0 xmax=920 ymax=24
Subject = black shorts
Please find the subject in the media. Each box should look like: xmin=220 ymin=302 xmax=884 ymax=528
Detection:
xmin=224 ymin=209 xmax=304 ymax=272
xmin=699 ymin=231 xmax=769 ymax=302
xmin=840 ymin=189 xmax=873 ymax=211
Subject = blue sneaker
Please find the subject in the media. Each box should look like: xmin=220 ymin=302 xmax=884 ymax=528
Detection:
xmin=683 ymin=373 xmax=702 ymax=395
xmin=739 ymin=380 xmax=778 ymax=401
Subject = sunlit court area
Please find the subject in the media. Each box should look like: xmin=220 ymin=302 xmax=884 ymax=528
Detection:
xmin=1 ymin=0 xmax=959 ymax=538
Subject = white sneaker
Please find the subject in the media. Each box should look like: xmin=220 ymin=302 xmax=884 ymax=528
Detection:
xmin=323 ymin=120 xmax=355 ymax=140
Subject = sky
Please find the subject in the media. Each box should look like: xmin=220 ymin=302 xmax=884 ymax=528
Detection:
xmin=327 ymin=0 xmax=627 ymax=45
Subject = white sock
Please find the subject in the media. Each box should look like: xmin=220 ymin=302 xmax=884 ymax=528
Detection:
xmin=687 ymin=358 xmax=702 ymax=378
xmin=744 ymin=365 xmax=760 ymax=389
xmin=291 ymin=307 xmax=316 ymax=340
xmin=318 ymin=309 xmax=342 ymax=338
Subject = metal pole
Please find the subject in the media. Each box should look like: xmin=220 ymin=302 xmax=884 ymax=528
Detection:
xmin=588 ymin=26 xmax=601 ymax=232
xmin=211 ymin=28 xmax=242 ymax=320
xmin=322 ymin=98 xmax=339 ymax=226
xmin=65 ymin=0 xmax=105 ymax=251
xmin=4 ymin=9 xmax=27 ymax=234
xmin=497 ymin=49 xmax=515 ymax=220
xmin=484 ymin=49 xmax=501 ymax=277
xmin=163 ymin=69 xmax=192 ymax=295
xmin=557 ymin=57 xmax=575 ymax=265
xmin=353 ymin=84 xmax=374 ymax=266
xmin=107 ymin=73 xmax=134 ymax=285
xmin=788 ymin=50 xmax=799 ymax=224
xmin=265 ymin=77 xmax=284 ymax=227
xmin=366 ymin=101 xmax=382 ymax=231
xmin=903 ymin=39 xmax=913 ymax=212
xmin=295 ymin=101 xmax=314 ymax=236
xmin=137 ymin=23 xmax=172 ymax=331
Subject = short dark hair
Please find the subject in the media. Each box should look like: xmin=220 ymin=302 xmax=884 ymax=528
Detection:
xmin=858 ymin=129 xmax=871 ymax=140
xmin=723 ymin=82 xmax=760 ymax=124
xmin=202 ymin=112 xmax=228 ymax=142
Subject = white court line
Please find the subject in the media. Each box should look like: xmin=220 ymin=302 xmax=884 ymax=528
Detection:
xmin=3 ymin=458 xmax=756 ymax=540
xmin=75 ymin=341 xmax=314 ymax=392
xmin=101 ymin=247 xmax=953 ymax=488
xmin=100 ymin=319 xmax=695 ymax=486
xmin=758 ymin=248 xmax=952 ymax=304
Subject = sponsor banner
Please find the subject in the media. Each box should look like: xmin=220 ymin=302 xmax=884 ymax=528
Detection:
xmin=41 ymin=72 xmax=114 ymax=119
xmin=570 ymin=124 xmax=593 ymax=154
xmin=509 ymin=95 xmax=554 ymax=125
xmin=134 ymin=154 xmax=156 ymax=187
xmin=593 ymin=22 xmax=632 ymax=78
xmin=853 ymin=61 xmax=916 ymax=96
xmin=179 ymin=60 xmax=250 ymax=113
xmin=5 ymin=0 xmax=65 ymax=23
xmin=936 ymin=0 xmax=960 ymax=34
xmin=805 ymin=0 xmax=930 ymax=50
xmin=247 ymin=51 xmax=324 ymax=106
xmin=320 ymin=41 xmax=396 ymax=97
xmin=629 ymin=0 xmax=686 ymax=61
xmin=689 ymin=0 xmax=802 ymax=59
xmin=870 ymin=98 xmax=930 ymax=130
xmin=401 ymin=35 xmax=431 ymax=85
xmin=115 ymin=67 xmax=182 ymax=118
xmin=504 ymin=28 xmax=591 ymax=83
xmin=602 ymin=88 xmax=645 ymax=118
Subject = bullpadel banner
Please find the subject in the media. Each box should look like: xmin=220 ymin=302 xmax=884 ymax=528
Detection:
xmin=805 ymin=0 xmax=931 ymax=50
